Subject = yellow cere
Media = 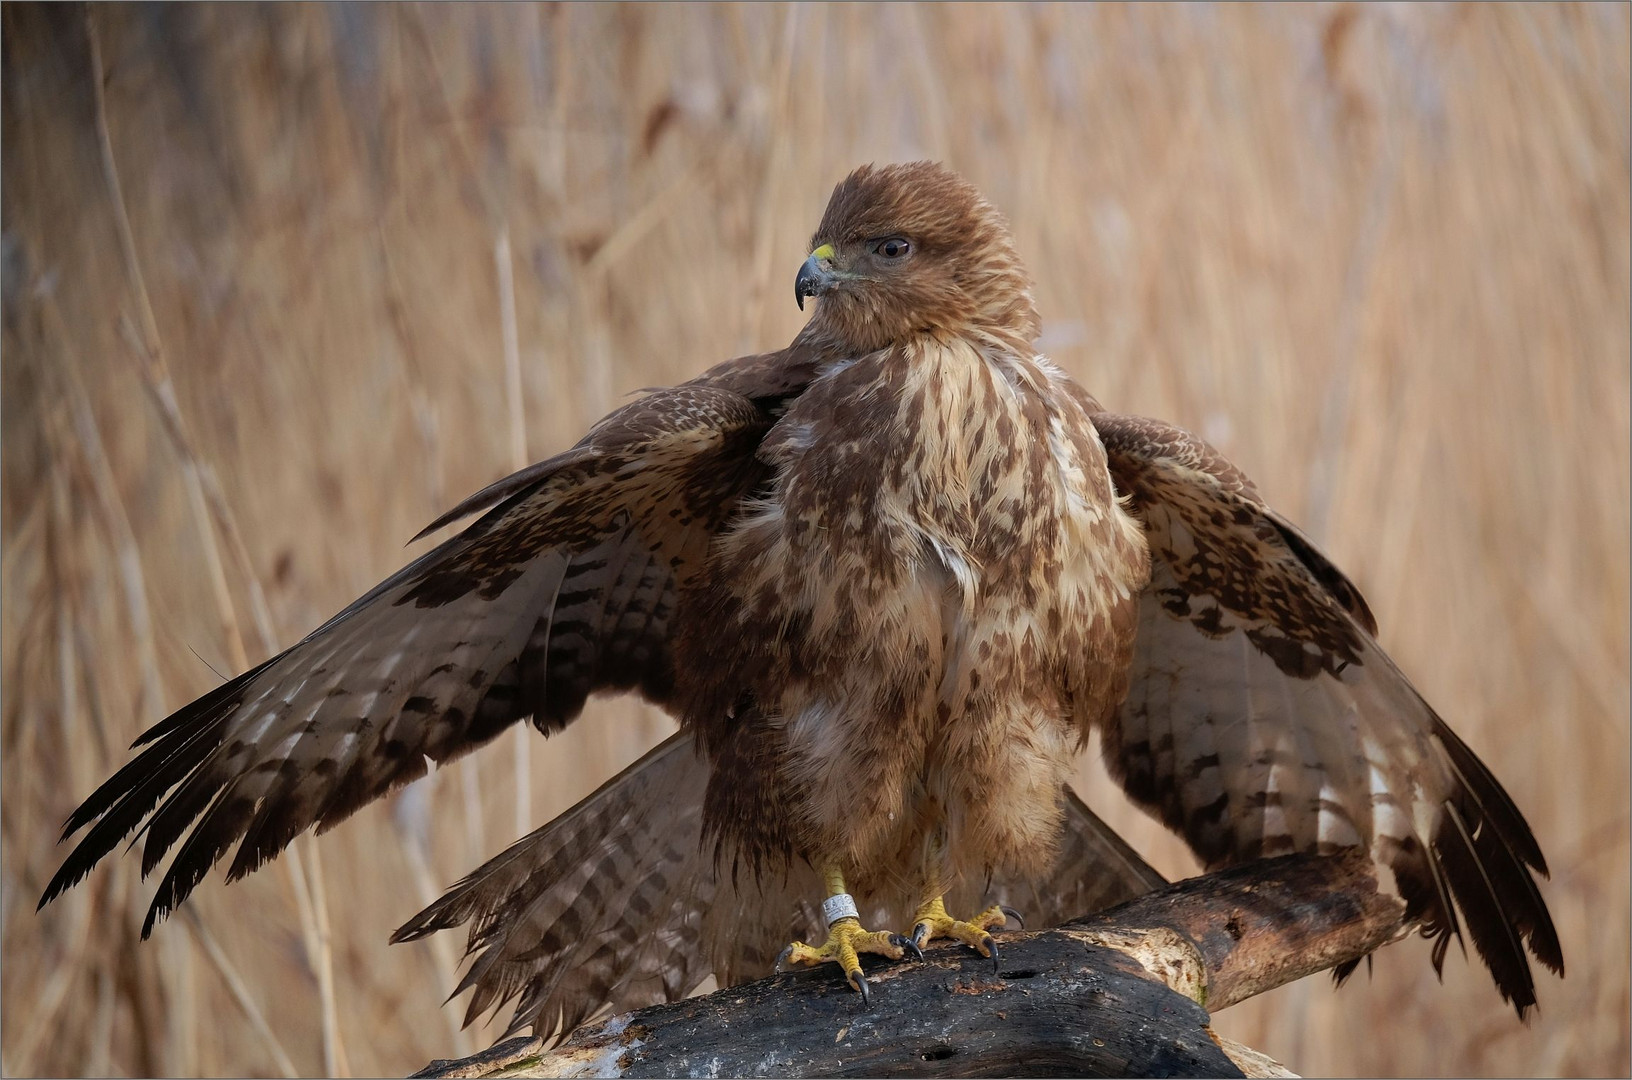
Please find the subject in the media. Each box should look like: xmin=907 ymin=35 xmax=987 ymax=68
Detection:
xmin=809 ymin=243 xmax=835 ymax=261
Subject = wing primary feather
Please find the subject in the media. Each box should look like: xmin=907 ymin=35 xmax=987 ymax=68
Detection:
xmin=141 ymin=780 xmax=249 ymax=938
xmin=139 ymin=739 xmax=242 ymax=876
xmin=38 ymin=710 xmax=234 ymax=908
xmin=42 ymin=383 xmax=778 ymax=940
xmin=1421 ymin=834 xmax=1465 ymax=965
xmin=1432 ymin=713 xmax=1548 ymax=873
xmin=63 ymin=672 xmax=251 ymax=835
xmin=1435 ymin=800 xmax=1537 ymax=1016
xmin=127 ymin=658 xmax=275 ymax=749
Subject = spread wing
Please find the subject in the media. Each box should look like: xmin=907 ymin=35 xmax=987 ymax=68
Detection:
xmin=40 ymin=384 xmax=776 ymax=935
xmin=1091 ymin=412 xmax=1563 ymax=1016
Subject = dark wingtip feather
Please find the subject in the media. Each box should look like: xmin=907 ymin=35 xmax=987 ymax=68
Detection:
xmin=1431 ymin=714 xmax=1564 ymax=985
xmin=60 ymin=711 xmax=220 ymax=842
xmin=1433 ymin=715 xmax=1549 ymax=875
xmin=128 ymin=658 xmax=272 ymax=749
xmin=40 ymin=711 xmax=235 ymax=913
xmin=47 ymin=664 xmax=259 ymax=908
xmin=390 ymin=922 xmax=431 ymax=946
xmin=38 ymin=853 xmax=94 ymax=911
xmin=1330 ymin=952 xmax=1372 ymax=988
xmin=1435 ymin=802 xmax=1540 ymax=1019
xmin=141 ymin=785 xmax=260 ymax=938
xmin=140 ymin=752 xmax=235 ymax=878
xmin=1378 ymin=713 xmax=1564 ymax=1014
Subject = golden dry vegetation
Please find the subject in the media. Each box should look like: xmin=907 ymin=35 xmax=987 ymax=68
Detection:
xmin=3 ymin=4 xmax=1627 ymax=1076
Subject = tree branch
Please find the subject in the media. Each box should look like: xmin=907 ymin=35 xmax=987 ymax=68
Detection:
xmin=412 ymin=852 xmax=1406 ymax=1079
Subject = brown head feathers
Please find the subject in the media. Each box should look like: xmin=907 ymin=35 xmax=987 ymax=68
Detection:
xmin=799 ymin=162 xmax=1040 ymax=355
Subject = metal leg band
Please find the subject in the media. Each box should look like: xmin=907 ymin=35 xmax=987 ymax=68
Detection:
xmin=821 ymin=892 xmax=860 ymax=927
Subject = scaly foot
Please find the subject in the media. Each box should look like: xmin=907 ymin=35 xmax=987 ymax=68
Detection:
xmin=909 ymin=896 xmax=1022 ymax=971
xmin=775 ymin=917 xmax=918 ymax=1003
xmin=775 ymin=869 xmax=920 ymax=1003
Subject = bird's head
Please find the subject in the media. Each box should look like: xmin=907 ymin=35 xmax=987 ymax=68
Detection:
xmin=794 ymin=162 xmax=1040 ymax=355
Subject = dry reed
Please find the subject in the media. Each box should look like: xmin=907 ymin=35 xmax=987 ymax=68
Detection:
xmin=3 ymin=4 xmax=1627 ymax=1077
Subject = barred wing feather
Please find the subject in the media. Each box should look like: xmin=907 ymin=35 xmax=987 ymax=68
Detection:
xmin=1091 ymin=411 xmax=1561 ymax=1016
xmin=40 ymin=386 xmax=774 ymax=937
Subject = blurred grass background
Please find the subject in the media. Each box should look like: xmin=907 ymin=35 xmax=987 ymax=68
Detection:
xmin=3 ymin=3 xmax=1627 ymax=1076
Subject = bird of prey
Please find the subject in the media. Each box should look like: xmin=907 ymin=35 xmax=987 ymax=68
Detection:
xmin=41 ymin=161 xmax=1561 ymax=1039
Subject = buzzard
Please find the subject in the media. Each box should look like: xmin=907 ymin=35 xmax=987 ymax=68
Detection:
xmin=41 ymin=162 xmax=1561 ymax=1037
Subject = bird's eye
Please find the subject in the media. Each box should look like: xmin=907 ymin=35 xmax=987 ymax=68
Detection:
xmin=873 ymin=237 xmax=911 ymax=260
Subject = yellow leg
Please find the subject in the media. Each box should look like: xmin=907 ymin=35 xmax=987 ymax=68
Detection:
xmin=775 ymin=867 xmax=919 ymax=1002
xmin=909 ymin=896 xmax=1021 ymax=970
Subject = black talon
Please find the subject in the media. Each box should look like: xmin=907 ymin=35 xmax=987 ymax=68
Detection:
xmin=911 ymin=922 xmax=931 ymax=950
xmin=983 ymin=934 xmax=1000 ymax=972
xmin=1000 ymin=905 xmax=1025 ymax=930
xmin=893 ymin=933 xmax=923 ymax=962
xmin=849 ymin=968 xmax=871 ymax=1006
xmin=774 ymin=944 xmax=795 ymax=974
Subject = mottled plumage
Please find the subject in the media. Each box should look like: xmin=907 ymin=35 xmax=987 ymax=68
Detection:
xmin=393 ymin=730 xmax=1163 ymax=1037
xmin=42 ymin=161 xmax=1559 ymax=1036
xmin=1092 ymin=413 xmax=1561 ymax=1005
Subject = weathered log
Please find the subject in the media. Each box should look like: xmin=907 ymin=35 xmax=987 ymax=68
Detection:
xmin=412 ymin=852 xmax=1406 ymax=1079
xmin=1064 ymin=848 xmax=1410 ymax=1012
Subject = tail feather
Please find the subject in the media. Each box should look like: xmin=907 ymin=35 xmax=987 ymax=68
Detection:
xmin=393 ymin=731 xmax=715 ymax=1037
xmin=395 ymin=739 xmax=1167 ymax=1039
xmin=1013 ymin=787 xmax=1166 ymax=926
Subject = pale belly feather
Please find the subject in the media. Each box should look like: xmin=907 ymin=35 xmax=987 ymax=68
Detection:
xmin=743 ymin=337 xmax=1147 ymax=898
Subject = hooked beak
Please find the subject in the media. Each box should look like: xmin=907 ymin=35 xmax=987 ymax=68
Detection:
xmin=795 ymin=244 xmax=838 ymax=310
